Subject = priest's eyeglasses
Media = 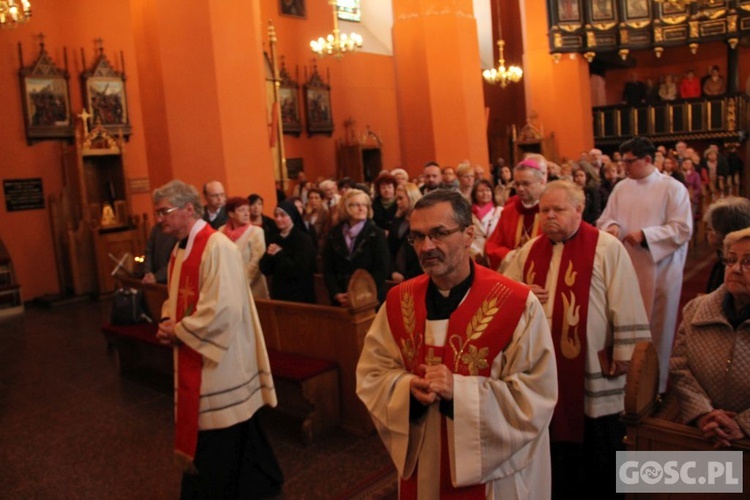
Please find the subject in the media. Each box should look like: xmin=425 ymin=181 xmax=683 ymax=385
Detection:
xmin=154 ymin=206 xmax=180 ymax=219
xmin=721 ymin=256 xmax=750 ymax=272
xmin=407 ymin=226 xmax=463 ymax=246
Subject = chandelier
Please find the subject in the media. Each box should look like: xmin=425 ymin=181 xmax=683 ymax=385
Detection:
xmin=310 ymin=0 xmax=362 ymax=58
xmin=482 ymin=0 xmax=522 ymax=88
xmin=0 ymin=0 xmax=31 ymax=28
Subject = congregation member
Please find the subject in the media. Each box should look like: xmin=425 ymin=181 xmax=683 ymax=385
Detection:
xmin=219 ymin=196 xmax=269 ymax=299
xmin=319 ymin=179 xmax=341 ymax=212
xmin=259 ymin=199 xmax=317 ymax=304
xmin=703 ymin=196 xmax=750 ymax=293
xmin=505 ymin=180 xmax=651 ymax=498
xmin=357 ymin=190 xmax=557 ymax=498
xmin=681 ymin=157 xmax=703 ymax=219
xmin=372 ymin=173 xmax=398 ymax=232
xmin=702 ymin=65 xmax=726 ymax=96
xmin=201 ymin=180 xmax=228 ymax=229
xmin=572 ymin=161 xmax=602 ymax=225
xmin=471 ymin=178 xmax=503 ymax=240
xmin=388 ymin=182 xmax=423 ymax=283
xmin=153 ymin=180 xmax=282 ymax=498
xmin=141 ymin=224 xmax=177 ymax=284
xmin=441 ymin=165 xmax=458 ymax=190
xmin=323 ymin=189 xmax=390 ymax=306
xmin=420 ymin=161 xmax=443 ymax=195
xmin=485 ymin=157 xmax=546 ymax=272
xmin=598 ymin=136 xmax=692 ymax=392
xmin=679 ymin=69 xmax=701 ymax=99
xmin=669 ymin=227 xmax=750 ymax=448
xmin=701 ymin=146 xmax=730 ymax=201
xmin=391 ymin=167 xmax=409 ymax=186
xmin=304 ymin=186 xmax=330 ymax=251
xmin=663 ymin=156 xmax=686 ymax=185
xmin=456 ymin=162 xmax=476 ymax=201
xmin=493 ymin=162 xmax=516 ymax=206
xmin=248 ymin=193 xmax=278 ymax=246
xmin=598 ymin=162 xmax=619 ymax=208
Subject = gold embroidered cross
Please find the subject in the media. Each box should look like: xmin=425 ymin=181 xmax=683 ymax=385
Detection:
xmin=179 ymin=276 xmax=195 ymax=314
xmin=425 ymin=347 xmax=442 ymax=366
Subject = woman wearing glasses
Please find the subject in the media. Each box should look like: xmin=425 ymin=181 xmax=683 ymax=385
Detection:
xmin=322 ymin=189 xmax=390 ymax=306
xmin=669 ymin=227 xmax=750 ymax=448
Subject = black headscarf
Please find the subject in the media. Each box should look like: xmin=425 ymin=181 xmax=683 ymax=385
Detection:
xmin=276 ymin=199 xmax=306 ymax=232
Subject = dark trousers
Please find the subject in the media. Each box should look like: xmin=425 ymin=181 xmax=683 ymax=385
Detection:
xmin=180 ymin=414 xmax=283 ymax=499
xmin=551 ymin=414 xmax=624 ymax=500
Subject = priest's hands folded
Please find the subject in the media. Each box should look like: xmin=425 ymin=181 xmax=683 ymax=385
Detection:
xmin=410 ymin=363 xmax=454 ymax=405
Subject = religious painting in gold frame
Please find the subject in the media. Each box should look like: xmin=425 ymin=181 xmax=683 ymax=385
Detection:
xmin=624 ymin=0 xmax=649 ymax=20
xmin=18 ymin=39 xmax=74 ymax=144
xmin=556 ymin=0 xmax=581 ymax=22
xmin=279 ymin=59 xmax=302 ymax=136
xmin=304 ymin=64 xmax=333 ymax=136
xmin=81 ymin=43 xmax=132 ymax=138
xmin=591 ymin=0 xmax=615 ymax=22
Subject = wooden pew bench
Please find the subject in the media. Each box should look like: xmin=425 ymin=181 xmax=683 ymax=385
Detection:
xmin=622 ymin=341 xmax=750 ymax=499
xmin=104 ymin=275 xmax=356 ymax=442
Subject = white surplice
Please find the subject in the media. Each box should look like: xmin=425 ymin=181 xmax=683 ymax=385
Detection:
xmin=163 ymin=221 xmax=277 ymax=430
xmin=505 ymin=230 xmax=652 ymax=417
xmin=356 ymin=294 xmax=557 ymax=499
xmin=597 ymin=170 xmax=692 ymax=391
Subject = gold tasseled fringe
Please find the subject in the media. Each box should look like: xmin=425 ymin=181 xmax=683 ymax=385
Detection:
xmin=175 ymin=450 xmax=198 ymax=474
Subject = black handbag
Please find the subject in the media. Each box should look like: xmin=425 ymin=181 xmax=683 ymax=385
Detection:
xmin=111 ymin=287 xmax=145 ymax=325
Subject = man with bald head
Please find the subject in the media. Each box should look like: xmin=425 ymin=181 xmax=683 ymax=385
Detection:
xmin=505 ymin=180 xmax=650 ymax=498
xmin=202 ymin=180 xmax=228 ymax=229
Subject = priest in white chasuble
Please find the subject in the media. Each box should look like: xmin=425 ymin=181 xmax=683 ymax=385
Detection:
xmin=505 ymin=180 xmax=651 ymax=498
xmin=153 ymin=180 xmax=282 ymax=498
xmin=597 ymin=136 xmax=692 ymax=393
xmin=357 ymin=190 xmax=557 ymax=499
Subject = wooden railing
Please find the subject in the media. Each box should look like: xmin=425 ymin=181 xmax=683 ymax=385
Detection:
xmin=593 ymin=92 xmax=750 ymax=147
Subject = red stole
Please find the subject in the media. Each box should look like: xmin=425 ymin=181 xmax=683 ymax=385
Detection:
xmin=523 ymin=222 xmax=599 ymax=443
xmin=486 ymin=197 xmax=541 ymax=270
xmin=167 ymin=223 xmax=215 ymax=471
xmin=385 ymin=265 xmax=529 ymax=498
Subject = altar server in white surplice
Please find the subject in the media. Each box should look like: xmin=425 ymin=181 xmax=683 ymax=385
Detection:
xmin=505 ymin=180 xmax=651 ymax=497
xmin=597 ymin=137 xmax=692 ymax=392
xmin=357 ymin=190 xmax=557 ymax=499
xmin=153 ymin=180 xmax=282 ymax=498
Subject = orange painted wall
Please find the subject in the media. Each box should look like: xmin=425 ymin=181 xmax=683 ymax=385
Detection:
xmin=259 ymin=2 xmax=402 ymax=182
xmin=522 ymin=0 xmax=593 ymax=162
xmin=391 ymin=0 xmax=489 ymax=173
xmin=0 ymin=0 xmax=150 ymax=301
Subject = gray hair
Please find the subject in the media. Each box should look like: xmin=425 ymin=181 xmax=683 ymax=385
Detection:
xmin=541 ymin=180 xmax=585 ymax=211
xmin=153 ymin=180 xmax=203 ymax=218
xmin=703 ymin=196 xmax=750 ymax=240
xmin=413 ymin=189 xmax=472 ymax=228
xmin=724 ymin=227 xmax=750 ymax=253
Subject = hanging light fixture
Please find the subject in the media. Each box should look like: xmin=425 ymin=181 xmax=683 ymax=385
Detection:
xmin=310 ymin=0 xmax=362 ymax=59
xmin=482 ymin=0 xmax=522 ymax=88
xmin=0 ymin=0 xmax=31 ymax=28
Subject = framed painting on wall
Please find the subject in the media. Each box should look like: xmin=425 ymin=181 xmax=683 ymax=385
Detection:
xmin=279 ymin=59 xmax=302 ymax=136
xmin=81 ymin=43 xmax=132 ymax=138
xmin=18 ymin=39 xmax=74 ymax=144
xmin=280 ymin=0 xmax=306 ymax=18
xmin=304 ymin=63 xmax=333 ymax=136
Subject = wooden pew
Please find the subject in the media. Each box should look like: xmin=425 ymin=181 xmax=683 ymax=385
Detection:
xmin=622 ymin=341 xmax=750 ymax=499
xmin=255 ymin=269 xmax=378 ymax=435
xmin=105 ymin=272 xmax=377 ymax=438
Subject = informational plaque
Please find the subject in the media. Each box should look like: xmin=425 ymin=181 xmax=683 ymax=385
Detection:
xmin=4 ymin=178 xmax=45 ymax=212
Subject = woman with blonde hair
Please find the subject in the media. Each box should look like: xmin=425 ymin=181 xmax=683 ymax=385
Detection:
xmin=322 ymin=189 xmax=390 ymax=306
xmin=456 ymin=162 xmax=476 ymax=201
xmin=388 ymin=182 xmax=423 ymax=283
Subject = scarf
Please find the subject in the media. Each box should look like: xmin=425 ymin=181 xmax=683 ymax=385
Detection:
xmin=221 ymin=218 xmax=250 ymax=242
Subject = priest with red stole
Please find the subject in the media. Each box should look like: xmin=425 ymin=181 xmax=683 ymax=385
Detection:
xmin=357 ymin=190 xmax=557 ymax=499
xmin=153 ymin=180 xmax=283 ymax=498
xmin=485 ymin=158 xmax=546 ymax=272
xmin=504 ymin=180 xmax=651 ymax=498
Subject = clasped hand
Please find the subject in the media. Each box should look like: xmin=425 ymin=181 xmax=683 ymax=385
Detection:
xmin=697 ymin=409 xmax=745 ymax=448
xmin=409 ymin=363 xmax=453 ymax=405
